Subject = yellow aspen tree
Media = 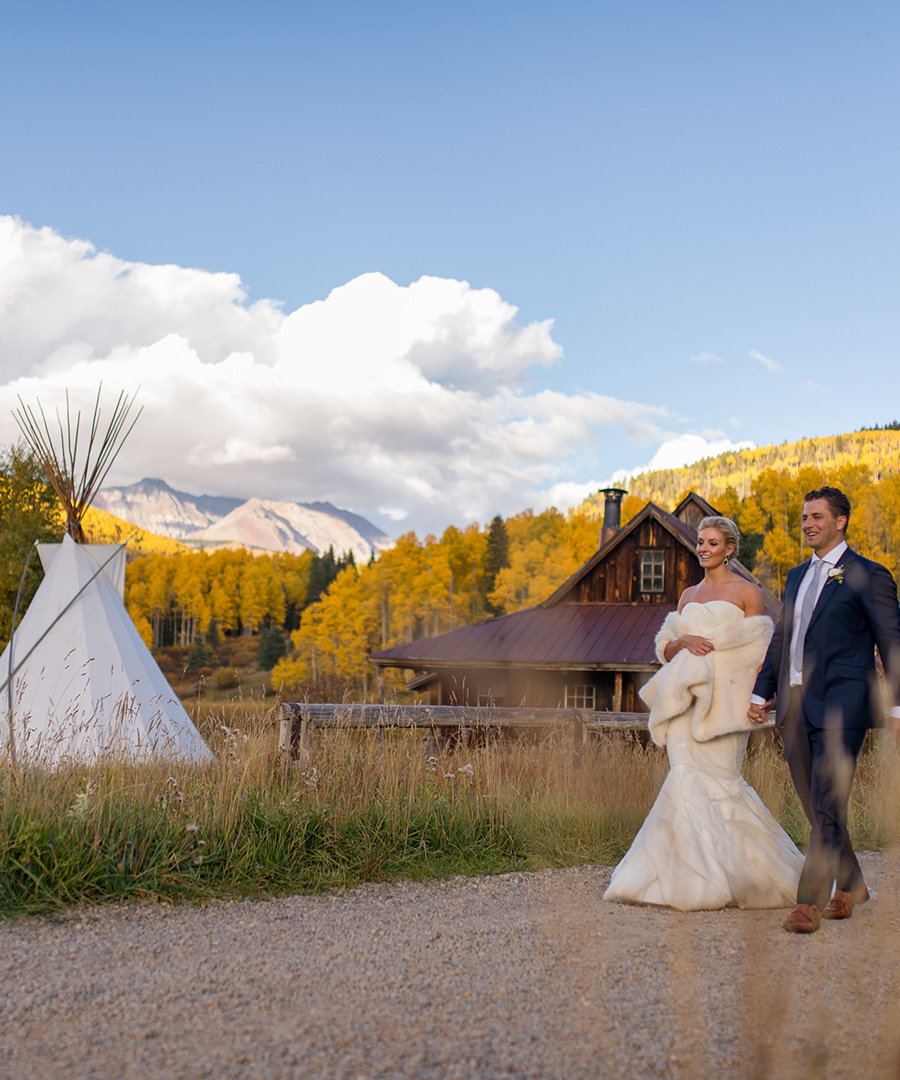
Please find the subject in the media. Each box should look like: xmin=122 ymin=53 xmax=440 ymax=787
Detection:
xmin=142 ymin=555 xmax=176 ymax=648
xmin=239 ymin=556 xmax=286 ymax=634
xmin=172 ymin=552 xmax=210 ymax=645
xmin=489 ymin=537 xmax=579 ymax=613
xmin=567 ymin=512 xmax=601 ymax=563
xmin=442 ymin=522 xmax=488 ymax=623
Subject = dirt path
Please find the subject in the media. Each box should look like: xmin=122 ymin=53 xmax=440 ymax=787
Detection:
xmin=2 ymin=852 xmax=900 ymax=1080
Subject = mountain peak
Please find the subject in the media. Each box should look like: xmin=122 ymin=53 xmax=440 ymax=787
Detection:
xmin=96 ymin=480 xmax=393 ymax=557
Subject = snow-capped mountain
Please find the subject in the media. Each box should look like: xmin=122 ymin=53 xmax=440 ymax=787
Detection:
xmin=95 ymin=479 xmax=394 ymax=559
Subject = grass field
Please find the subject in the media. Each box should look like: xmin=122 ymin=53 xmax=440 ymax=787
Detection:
xmin=2 ymin=707 xmax=899 ymax=919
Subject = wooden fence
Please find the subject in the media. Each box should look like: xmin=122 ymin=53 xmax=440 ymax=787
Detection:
xmin=276 ymin=702 xmax=650 ymax=763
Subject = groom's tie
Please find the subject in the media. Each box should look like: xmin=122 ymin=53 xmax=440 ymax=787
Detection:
xmin=792 ymin=559 xmax=826 ymax=674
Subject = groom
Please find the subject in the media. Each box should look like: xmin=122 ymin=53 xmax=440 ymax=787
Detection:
xmin=748 ymin=486 xmax=900 ymax=933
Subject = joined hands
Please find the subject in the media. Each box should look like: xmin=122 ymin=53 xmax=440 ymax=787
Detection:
xmin=747 ymin=700 xmax=773 ymax=725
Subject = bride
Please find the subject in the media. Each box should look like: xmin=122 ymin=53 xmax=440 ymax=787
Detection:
xmin=604 ymin=515 xmax=803 ymax=910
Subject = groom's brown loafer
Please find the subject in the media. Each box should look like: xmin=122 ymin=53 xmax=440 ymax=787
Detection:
xmin=822 ymin=886 xmax=870 ymax=920
xmin=782 ymin=903 xmax=821 ymax=933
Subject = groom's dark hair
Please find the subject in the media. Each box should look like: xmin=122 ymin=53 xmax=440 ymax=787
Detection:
xmin=804 ymin=486 xmax=851 ymax=527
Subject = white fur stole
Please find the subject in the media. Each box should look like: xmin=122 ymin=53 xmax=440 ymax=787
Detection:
xmin=640 ymin=611 xmax=774 ymax=748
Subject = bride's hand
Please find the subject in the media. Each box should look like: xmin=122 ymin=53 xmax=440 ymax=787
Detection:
xmin=747 ymin=701 xmax=773 ymax=725
xmin=678 ymin=635 xmax=714 ymax=656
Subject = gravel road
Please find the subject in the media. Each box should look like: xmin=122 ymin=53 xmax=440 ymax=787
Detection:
xmin=2 ymin=852 xmax=899 ymax=1080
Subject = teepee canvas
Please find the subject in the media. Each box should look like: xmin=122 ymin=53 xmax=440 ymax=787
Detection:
xmin=1 ymin=535 xmax=213 ymax=765
xmin=2 ymin=389 xmax=212 ymax=766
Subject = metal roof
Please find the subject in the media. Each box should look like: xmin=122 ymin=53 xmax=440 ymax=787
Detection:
xmin=369 ymin=602 xmax=674 ymax=671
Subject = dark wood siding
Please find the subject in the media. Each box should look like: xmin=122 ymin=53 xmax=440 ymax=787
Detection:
xmin=431 ymin=668 xmax=648 ymax=711
xmin=575 ymin=518 xmax=702 ymax=604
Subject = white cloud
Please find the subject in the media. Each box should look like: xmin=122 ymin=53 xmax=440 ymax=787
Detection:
xmin=749 ymin=349 xmax=781 ymax=372
xmin=0 ymin=215 xmax=679 ymax=535
xmin=532 ymin=479 xmax=607 ymax=513
xmin=611 ymin=433 xmax=757 ymax=484
xmin=379 ymin=507 xmax=410 ymax=522
xmin=688 ymin=351 xmax=724 ymax=364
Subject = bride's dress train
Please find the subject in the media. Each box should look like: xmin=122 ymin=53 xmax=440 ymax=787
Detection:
xmin=604 ymin=601 xmax=803 ymax=911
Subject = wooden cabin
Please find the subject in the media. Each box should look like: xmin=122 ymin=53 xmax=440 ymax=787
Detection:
xmin=368 ymin=491 xmax=780 ymax=712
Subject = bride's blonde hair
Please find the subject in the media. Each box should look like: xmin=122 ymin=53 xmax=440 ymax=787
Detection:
xmin=697 ymin=515 xmax=740 ymax=558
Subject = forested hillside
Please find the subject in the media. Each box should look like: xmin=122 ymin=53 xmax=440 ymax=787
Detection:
xmin=579 ymin=428 xmax=900 ymax=514
xmin=83 ymin=505 xmax=188 ymax=557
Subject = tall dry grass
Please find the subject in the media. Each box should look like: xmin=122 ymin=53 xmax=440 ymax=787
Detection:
xmin=2 ymin=706 xmax=899 ymax=918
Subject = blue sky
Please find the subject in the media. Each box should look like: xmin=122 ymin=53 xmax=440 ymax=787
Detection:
xmin=1 ymin=1 xmax=898 ymax=534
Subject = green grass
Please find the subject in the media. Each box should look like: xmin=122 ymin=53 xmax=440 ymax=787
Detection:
xmin=2 ymin=712 xmax=899 ymax=919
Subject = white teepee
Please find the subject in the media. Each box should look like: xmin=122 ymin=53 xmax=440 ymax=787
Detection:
xmin=1 ymin=535 xmax=213 ymax=766
xmin=2 ymin=388 xmax=212 ymax=766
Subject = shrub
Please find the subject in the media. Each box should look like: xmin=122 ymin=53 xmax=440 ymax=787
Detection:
xmin=257 ymin=627 xmax=288 ymax=671
xmin=219 ymin=637 xmax=257 ymax=667
xmin=186 ymin=640 xmax=213 ymax=674
xmin=212 ymin=666 xmax=241 ymax=690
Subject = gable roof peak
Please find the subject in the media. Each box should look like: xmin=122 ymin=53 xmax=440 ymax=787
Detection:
xmin=540 ymin=497 xmax=697 ymax=609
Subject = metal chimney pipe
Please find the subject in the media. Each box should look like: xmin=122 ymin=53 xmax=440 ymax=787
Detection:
xmin=599 ymin=487 xmax=628 ymax=548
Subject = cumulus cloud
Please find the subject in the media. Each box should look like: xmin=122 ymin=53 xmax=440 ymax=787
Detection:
xmin=0 ymin=216 xmax=682 ymax=534
xmin=749 ymin=349 xmax=781 ymax=372
xmin=610 ymin=433 xmax=757 ymax=485
xmin=688 ymin=351 xmax=724 ymax=364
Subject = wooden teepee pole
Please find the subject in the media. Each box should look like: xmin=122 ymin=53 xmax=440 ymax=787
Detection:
xmin=13 ymin=386 xmax=142 ymax=542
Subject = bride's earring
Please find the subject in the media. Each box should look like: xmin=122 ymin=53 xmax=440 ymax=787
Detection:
xmin=724 ymin=556 xmax=730 ymax=565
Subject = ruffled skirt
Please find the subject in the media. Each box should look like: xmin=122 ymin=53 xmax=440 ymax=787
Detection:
xmin=604 ymin=717 xmax=803 ymax=911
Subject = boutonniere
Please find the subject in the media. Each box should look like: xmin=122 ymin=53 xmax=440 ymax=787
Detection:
xmin=827 ymin=564 xmax=845 ymax=585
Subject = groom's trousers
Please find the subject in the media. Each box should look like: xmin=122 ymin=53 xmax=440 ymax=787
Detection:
xmin=781 ymin=687 xmax=867 ymax=908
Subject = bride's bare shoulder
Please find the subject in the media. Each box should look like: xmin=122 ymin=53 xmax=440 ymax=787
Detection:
xmin=677 ymin=584 xmax=701 ymax=612
xmin=732 ymin=578 xmax=764 ymax=615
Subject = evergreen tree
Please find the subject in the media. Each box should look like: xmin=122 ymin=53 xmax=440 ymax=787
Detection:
xmin=306 ymin=546 xmax=357 ymax=607
xmin=257 ymin=625 xmax=288 ymax=670
xmin=307 ymin=546 xmax=338 ymax=606
xmin=186 ymin=639 xmax=213 ymax=673
xmin=484 ymin=515 xmax=510 ymax=615
xmin=860 ymin=420 xmax=900 ymax=432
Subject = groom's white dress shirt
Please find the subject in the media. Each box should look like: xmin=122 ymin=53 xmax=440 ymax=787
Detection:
xmin=751 ymin=539 xmax=900 ymax=720
xmin=786 ymin=541 xmax=847 ymax=686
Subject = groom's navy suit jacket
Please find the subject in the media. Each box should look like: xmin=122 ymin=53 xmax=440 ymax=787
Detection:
xmin=754 ymin=547 xmax=900 ymax=730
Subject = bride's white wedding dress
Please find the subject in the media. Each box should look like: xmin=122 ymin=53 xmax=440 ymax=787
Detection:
xmin=604 ymin=600 xmax=803 ymax=911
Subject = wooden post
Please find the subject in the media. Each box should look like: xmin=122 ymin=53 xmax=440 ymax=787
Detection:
xmin=613 ymin=672 xmax=623 ymax=712
xmin=572 ymin=714 xmax=584 ymax=770
xmin=297 ymin=717 xmax=308 ymax=762
xmin=277 ymin=705 xmax=293 ymax=756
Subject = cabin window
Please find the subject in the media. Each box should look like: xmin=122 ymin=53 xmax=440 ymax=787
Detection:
xmin=640 ymin=550 xmax=665 ymax=592
xmin=565 ymin=684 xmax=596 ymax=709
xmin=478 ymin=682 xmax=505 ymax=706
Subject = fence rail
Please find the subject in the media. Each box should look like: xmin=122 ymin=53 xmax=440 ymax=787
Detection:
xmin=276 ymin=702 xmax=650 ymax=761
